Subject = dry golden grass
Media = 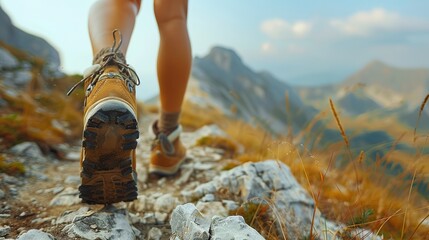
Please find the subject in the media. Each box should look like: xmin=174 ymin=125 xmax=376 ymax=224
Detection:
xmin=0 ymin=155 xmax=25 ymax=175
xmin=330 ymin=98 xmax=350 ymax=148
xmin=179 ymin=101 xmax=220 ymax=130
xmin=414 ymin=93 xmax=429 ymax=142
xmin=0 ymin=75 xmax=83 ymax=150
xmin=180 ymin=99 xmax=429 ymax=239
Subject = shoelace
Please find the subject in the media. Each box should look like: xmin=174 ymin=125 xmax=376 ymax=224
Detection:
xmin=151 ymin=133 xmax=176 ymax=156
xmin=66 ymin=29 xmax=140 ymax=96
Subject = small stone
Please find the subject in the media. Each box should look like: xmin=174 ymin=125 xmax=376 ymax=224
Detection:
xmin=154 ymin=194 xmax=178 ymax=213
xmin=44 ymin=186 xmax=64 ymax=195
xmin=9 ymin=187 xmax=18 ymax=196
xmin=142 ymin=212 xmax=156 ymax=224
xmin=148 ymin=227 xmax=162 ymax=240
xmin=222 ymin=200 xmax=239 ymax=211
xmin=10 ymin=70 xmax=33 ymax=87
xmin=0 ymin=225 xmax=11 ymax=237
xmin=17 ymin=229 xmax=55 ymax=240
xmin=131 ymin=195 xmax=147 ymax=212
xmin=128 ymin=212 xmax=141 ymax=224
xmin=31 ymin=217 xmax=55 ymax=224
xmin=157 ymin=177 xmax=166 ymax=186
xmin=193 ymin=162 xmax=215 ymax=171
xmin=174 ymin=167 xmax=193 ymax=186
xmin=10 ymin=142 xmax=43 ymax=159
xmin=51 ymin=186 xmax=65 ymax=195
xmin=0 ymin=214 xmax=11 ymax=218
xmin=2 ymin=174 xmax=20 ymax=185
xmin=64 ymin=176 xmax=80 ymax=185
xmin=201 ymin=193 xmax=215 ymax=202
xmin=49 ymin=187 xmax=80 ymax=206
xmin=151 ymin=192 xmax=163 ymax=198
xmin=155 ymin=212 xmax=168 ymax=223
xmin=0 ymin=189 xmax=5 ymax=199
xmin=0 ymin=48 xmax=19 ymax=69
xmin=90 ymin=224 xmax=97 ymax=229
xmin=34 ymin=172 xmax=48 ymax=181
xmin=19 ymin=212 xmax=26 ymax=217
xmin=65 ymin=151 xmax=80 ymax=161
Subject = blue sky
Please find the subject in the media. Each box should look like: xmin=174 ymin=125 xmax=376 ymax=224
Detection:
xmin=1 ymin=0 xmax=429 ymax=100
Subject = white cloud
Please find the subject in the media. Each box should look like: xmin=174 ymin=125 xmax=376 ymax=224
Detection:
xmin=291 ymin=21 xmax=312 ymax=37
xmin=330 ymin=8 xmax=428 ymax=36
xmin=261 ymin=18 xmax=289 ymax=39
xmin=261 ymin=18 xmax=312 ymax=39
xmin=261 ymin=42 xmax=274 ymax=54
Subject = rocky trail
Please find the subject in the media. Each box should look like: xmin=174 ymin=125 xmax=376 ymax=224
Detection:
xmin=0 ymin=116 xmax=381 ymax=240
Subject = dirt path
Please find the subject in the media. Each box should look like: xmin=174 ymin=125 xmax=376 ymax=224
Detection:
xmin=0 ymin=117 xmax=230 ymax=239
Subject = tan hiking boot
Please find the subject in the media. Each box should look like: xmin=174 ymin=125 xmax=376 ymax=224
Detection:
xmin=149 ymin=122 xmax=187 ymax=175
xmin=68 ymin=30 xmax=140 ymax=204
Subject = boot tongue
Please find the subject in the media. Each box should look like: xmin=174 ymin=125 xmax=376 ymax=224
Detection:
xmin=103 ymin=65 xmax=120 ymax=73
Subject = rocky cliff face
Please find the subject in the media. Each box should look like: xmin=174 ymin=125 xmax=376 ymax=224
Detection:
xmin=0 ymin=6 xmax=61 ymax=77
xmin=188 ymin=46 xmax=317 ymax=135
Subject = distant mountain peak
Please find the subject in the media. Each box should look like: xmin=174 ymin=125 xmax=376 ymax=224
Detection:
xmin=365 ymin=60 xmax=389 ymax=69
xmin=202 ymin=46 xmax=243 ymax=71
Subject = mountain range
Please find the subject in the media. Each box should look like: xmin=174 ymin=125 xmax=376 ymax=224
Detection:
xmin=296 ymin=60 xmax=429 ymax=129
xmin=187 ymin=46 xmax=317 ymax=135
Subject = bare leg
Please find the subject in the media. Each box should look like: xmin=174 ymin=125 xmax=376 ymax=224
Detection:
xmin=154 ymin=0 xmax=192 ymax=115
xmin=78 ymin=0 xmax=142 ymax=204
xmin=88 ymin=0 xmax=141 ymax=56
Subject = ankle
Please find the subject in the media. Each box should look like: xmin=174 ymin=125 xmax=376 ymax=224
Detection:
xmin=156 ymin=111 xmax=181 ymax=135
xmin=93 ymin=47 xmax=126 ymax=65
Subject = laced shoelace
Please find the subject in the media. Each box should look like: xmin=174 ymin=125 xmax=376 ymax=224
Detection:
xmin=66 ymin=29 xmax=140 ymax=96
xmin=152 ymin=133 xmax=176 ymax=156
xmin=150 ymin=121 xmax=176 ymax=156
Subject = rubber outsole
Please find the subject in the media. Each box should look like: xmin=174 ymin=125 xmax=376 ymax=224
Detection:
xmin=79 ymin=101 xmax=139 ymax=204
xmin=148 ymin=155 xmax=187 ymax=176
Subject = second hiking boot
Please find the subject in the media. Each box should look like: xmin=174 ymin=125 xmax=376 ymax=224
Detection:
xmin=149 ymin=122 xmax=187 ymax=175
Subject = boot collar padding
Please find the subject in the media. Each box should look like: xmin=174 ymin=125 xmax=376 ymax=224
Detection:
xmin=148 ymin=122 xmax=182 ymax=142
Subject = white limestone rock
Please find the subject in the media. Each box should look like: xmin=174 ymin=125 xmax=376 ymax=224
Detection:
xmin=10 ymin=142 xmax=43 ymax=160
xmin=210 ymin=215 xmax=265 ymax=240
xmin=0 ymin=225 xmax=11 ymax=237
xmin=17 ymin=229 xmax=55 ymax=240
xmin=63 ymin=205 xmax=135 ymax=240
xmin=154 ymin=193 xmax=178 ymax=213
xmin=196 ymin=201 xmax=228 ymax=219
xmin=170 ymin=203 xmax=210 ymax=240
xmin=181 ymin=160 xmax=331 ymax=239
xmin=0 ymin=48 xmax=18 ymax=69
xmin=148 ymin=227 xmax=162 ymax=240
xmin=49 ymin=187 xmax=80 ymax=206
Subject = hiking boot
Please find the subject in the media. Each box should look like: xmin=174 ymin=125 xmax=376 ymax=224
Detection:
xmin=149 ymin=122 xmax=187 ymax=175
xmin=68 ymin=30 xmax=140 ymax=204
